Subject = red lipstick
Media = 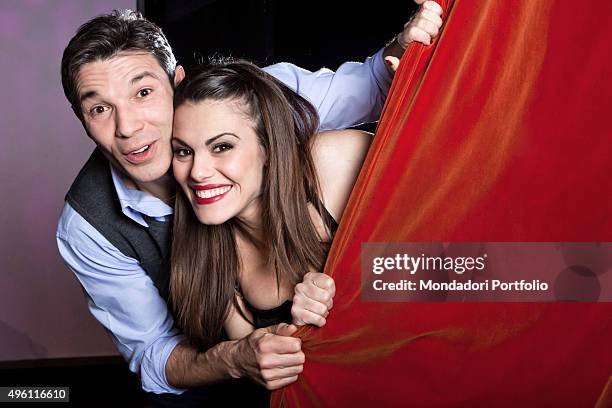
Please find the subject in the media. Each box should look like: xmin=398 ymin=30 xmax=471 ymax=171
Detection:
xmin=193 ymin=184 xmax=232 ymax=205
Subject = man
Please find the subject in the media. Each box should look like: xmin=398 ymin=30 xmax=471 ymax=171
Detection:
xmin=56 ymin=2 xmax=442 ymax=404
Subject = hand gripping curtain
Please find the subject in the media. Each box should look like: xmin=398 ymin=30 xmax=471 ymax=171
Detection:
xmin=272 ymin=0 xmax=612 ymax=406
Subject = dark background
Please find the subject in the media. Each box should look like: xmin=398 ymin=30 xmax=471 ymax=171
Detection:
xmin=140 ymin=0 xmax=417 ymax=71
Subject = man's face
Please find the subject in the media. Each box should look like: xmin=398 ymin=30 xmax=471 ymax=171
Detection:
xmin=76 ymin=51 xmax=175 ymax=185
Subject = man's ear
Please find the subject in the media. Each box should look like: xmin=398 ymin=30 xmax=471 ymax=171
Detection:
xmin=174 ymin=65 xmax=185 ymax=87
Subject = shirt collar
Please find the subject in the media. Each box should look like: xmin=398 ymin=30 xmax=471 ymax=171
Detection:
xmin=110 ymin=164 xmax=173 ymax=227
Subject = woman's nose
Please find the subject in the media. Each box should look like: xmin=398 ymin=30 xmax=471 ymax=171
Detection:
xmin=189 ymin=156 xmax=215 ymax=182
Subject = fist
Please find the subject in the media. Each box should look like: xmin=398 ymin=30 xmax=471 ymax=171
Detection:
xmin=240 ymin=323 xmax=305 ymax=390
xmin=292 ymin=272 xmax=336 ymax=327
xmin=385 ymin=1 xmax=444 ymax=71
xmin=401 ymin=1 xmax=443 ymax=46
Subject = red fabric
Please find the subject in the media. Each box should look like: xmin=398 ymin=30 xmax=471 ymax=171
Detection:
xmin=272 ymin=0 xmax=612 ymax=406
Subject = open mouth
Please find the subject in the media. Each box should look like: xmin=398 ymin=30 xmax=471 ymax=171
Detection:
xmin=131 ymin=145 xmax=150 ymax=154
xmin=124 ymin=141 xmax=156 ymax=163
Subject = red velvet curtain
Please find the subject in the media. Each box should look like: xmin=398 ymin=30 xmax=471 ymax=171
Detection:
xmin=272 ymin=0 xmax=612 ymax=406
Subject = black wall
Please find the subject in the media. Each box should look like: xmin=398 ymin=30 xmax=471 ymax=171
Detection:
xmin=141 ymin=0 xmax=417 ymax=73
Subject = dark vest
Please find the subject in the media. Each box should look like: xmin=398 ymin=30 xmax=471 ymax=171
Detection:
xmin=65 ymin=148 xmax=171 ymax=301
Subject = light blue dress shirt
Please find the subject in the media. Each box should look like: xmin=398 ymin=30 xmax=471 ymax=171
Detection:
xmin=57 ymin=49 xmax=392 ymax=394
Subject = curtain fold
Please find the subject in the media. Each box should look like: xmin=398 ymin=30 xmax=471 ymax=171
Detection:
xmin=272 ymin=0 xmax=612 ymax=406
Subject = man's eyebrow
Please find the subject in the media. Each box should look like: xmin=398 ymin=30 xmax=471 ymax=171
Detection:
xmin=129 ymin=71 xmax=160 ymax=86
xmin=78 ymin=71 xmax=160 ymax=104
xmin=79 ymin=90 xmax=97 ymax=103
xmin=205 ymin=133 xmax=240 ymax=146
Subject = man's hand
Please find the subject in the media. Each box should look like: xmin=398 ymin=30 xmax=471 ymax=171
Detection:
xmin=230 ymin=323 xmax=304 ymax=390
xmin=292 ymin=272 xmax=336 ymax=327
xmin=400 ymin=0 xmax=443 ymax=47
xmin=384 ymin=0 xmax=444 ymax=72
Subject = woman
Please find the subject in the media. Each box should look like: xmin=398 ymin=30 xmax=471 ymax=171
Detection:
xmin=169 ymin=60 xmax=371 ymax=351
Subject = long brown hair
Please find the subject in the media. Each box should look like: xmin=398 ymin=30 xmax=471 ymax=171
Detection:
xmin=170 ymin=60 xmax=333 ymax=351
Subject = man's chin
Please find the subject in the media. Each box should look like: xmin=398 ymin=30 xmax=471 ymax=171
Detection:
xmin=115 ymin=162 xmax=171 ymax=188
xmin=120 ymin=157 xmax=172 ymax=181
xmin=129 ymin=167 xmax=172 ymax=185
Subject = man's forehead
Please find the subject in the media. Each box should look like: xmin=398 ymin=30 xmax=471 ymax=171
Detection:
xmin=76 ymin=51 xmax=168 ymax=97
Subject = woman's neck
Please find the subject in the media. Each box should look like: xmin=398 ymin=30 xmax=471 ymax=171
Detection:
xmin=237 ymin=199 xmax=265 ymax=238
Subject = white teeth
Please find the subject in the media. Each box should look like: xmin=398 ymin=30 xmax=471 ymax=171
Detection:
xmin=131 ymin=145 xmax=150 ymax=154
xmin=195 ymin=186 xmax=232 ymax=199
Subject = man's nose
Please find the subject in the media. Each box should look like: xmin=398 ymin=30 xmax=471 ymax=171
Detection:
xmin=115 ymin=105 xmax=144 ymax=138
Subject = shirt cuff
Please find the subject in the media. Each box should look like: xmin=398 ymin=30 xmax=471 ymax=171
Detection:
xmin=140 ymin=334 xmax=187 ymax=395
xmin=371 ymin=47 xmax=394 ymax=97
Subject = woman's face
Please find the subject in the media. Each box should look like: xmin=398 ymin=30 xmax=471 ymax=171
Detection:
xmin=172 ymin=99 xmax=266 ymax=225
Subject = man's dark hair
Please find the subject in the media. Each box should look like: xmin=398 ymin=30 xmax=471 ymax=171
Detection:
xmin=61 ymin=9 xmax=176 ymax=119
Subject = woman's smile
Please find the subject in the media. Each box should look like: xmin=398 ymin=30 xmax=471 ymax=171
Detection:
xmin=193 ymin=184 xmax=233 ymax=204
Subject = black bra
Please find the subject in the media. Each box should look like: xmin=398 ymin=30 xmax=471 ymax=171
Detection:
xmin=241 ymin=203 xmax=338 ymax=328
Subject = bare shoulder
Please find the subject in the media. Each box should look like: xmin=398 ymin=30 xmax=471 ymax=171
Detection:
xmin=311 ymin=129 xmax=372 ymax=158
xmin=310 ymin=130 xmax=373 ymax=222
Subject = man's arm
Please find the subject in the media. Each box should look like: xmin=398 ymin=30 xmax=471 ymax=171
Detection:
xmin=57 ymin=203 xmax=187 ymax=394
xmin=263 ymin=47 xmax=391 ymax=131
xmin=166 ymin=323 xmax=304 ymax=390
xmin=57 ymin=203 xmax=302 ymax=393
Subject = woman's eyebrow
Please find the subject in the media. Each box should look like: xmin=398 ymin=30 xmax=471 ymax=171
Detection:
xmin=171 ymin=137 xmax=190 ymax=147
xmin=205 ymin=133 xmax=240 ymax=146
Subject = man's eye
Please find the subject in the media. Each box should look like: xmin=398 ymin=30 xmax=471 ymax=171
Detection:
xmin=138 ymin=88 xmax=152 ymax=98
xmin=212 ymin=143 xmax=233 ymax=153
xmin=173 ymin=147 xmax=192 ymax=157
xmin=89 ymin=106 xmax=108 ymax=116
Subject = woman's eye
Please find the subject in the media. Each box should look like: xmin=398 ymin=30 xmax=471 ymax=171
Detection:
xmin=212 ymin=143 xmax=233 ymax=153
xmin=138 ymin=88 xmax=152 ymax=98
xmin=173 ymin=147 xmax=192 ymax=157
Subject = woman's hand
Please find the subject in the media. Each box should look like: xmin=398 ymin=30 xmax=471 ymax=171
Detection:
xmin=292 ymin=272 xmax=336 ymax=327
xmin=384 ymin=0 xmax=444 ymax=71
